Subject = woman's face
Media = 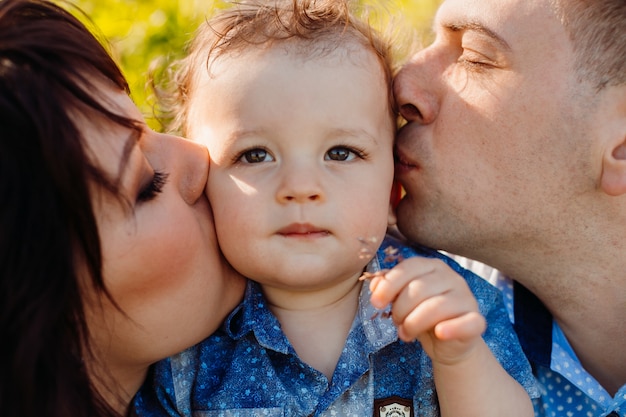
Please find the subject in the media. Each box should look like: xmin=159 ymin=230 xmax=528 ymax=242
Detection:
xmin=79 ymin=81 xmax=245 ymax=388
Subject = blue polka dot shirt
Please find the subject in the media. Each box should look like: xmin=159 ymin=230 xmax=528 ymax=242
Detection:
xmin=492 ymin=274 xmax=626 ymax=417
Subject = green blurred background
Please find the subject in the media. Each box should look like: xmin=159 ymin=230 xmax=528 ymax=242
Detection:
xmin=71 ymin=0 xmax=438 ymax=128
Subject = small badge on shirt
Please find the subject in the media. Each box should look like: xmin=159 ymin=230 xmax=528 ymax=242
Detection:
xmin=374 ymin=396 xmax=413 ymax=417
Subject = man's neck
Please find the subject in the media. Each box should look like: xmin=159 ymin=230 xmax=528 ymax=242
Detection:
xmin=548 ymin=288 xmax=626 ymax=396
xmin=510 ymin=252 xmax=626 ymax=396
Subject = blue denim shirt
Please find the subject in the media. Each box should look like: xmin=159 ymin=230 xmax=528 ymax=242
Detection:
xmin=134 ymin=235 xmax=538 ymax=417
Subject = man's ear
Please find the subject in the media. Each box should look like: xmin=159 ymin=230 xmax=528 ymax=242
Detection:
xmin=600 ymin=87 xmax=626 ymax=196
xmin=601 ymin=141 xmax=626 ymax=195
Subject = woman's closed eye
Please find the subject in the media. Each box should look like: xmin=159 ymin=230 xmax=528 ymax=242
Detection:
xmin=138 ymin=170 xmax=169 ymax=202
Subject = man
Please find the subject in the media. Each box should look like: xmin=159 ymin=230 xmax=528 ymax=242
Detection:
xmin=392 ymin=0 xmax=625 ymax=416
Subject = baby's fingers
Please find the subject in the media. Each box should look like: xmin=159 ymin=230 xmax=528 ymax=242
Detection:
xmin=433 ymin=311 xmax=486 ymax=341
xmin=394 ymin=290 xmax=478 ymax=341
xmin=369 ymin=258 xmax=441 ymax=309
xmin=397 ymin=312 xmax=486 ymax=365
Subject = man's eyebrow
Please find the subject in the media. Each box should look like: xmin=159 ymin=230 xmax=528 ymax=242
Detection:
xmin=443 ymin=21 xmax=511 ymax=51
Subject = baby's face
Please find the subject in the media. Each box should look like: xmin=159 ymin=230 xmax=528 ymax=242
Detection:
xmin=188 ymin=43 xmax=394 ymax=291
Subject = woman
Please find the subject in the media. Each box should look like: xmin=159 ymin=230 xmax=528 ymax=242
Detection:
xmin=0 ymin=0 xmax=246 ymax=416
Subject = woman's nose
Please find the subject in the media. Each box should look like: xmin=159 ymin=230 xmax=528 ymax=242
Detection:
xmin=151 ymin=132 xmax=209 ymax=205
xmin=393 ymin=49 xmax=440 ymax=125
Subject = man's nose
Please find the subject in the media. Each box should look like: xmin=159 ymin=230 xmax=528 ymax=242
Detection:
xmin=393 ymin=49 xmax=441 ymax=125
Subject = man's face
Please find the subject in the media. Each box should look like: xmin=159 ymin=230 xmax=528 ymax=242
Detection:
xmin=392 ymin=0 xmax=601 ymax=263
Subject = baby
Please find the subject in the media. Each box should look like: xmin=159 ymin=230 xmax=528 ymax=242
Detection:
xmin=134 ymin=1 xmax=537 ymax=416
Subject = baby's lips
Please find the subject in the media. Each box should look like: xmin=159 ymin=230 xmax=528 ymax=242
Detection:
xmin=390 ymin=180 xmax=403 ymax=209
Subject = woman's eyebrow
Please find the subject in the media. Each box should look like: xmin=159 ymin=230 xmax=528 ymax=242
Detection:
xmin=115 ymin=128 xmax=142 ymax=182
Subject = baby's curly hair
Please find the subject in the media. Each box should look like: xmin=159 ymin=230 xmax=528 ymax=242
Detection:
xmin=152 ymin=0 xmax=397 ymax=135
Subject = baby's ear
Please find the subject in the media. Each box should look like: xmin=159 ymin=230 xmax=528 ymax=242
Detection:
xmin=600 ymin=87 xmax=626 ymax=196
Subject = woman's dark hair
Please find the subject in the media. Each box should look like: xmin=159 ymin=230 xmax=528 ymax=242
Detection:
xmin=0 ymin=0 xmax=136 ymax=415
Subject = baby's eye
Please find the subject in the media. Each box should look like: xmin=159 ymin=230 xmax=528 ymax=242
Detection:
xmin=239 ymin=148 xmax=274 ymax=163
xmin=325 ymin=146 xmax=359 ymax=161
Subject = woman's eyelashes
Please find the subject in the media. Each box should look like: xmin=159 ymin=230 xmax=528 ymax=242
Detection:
xmin=138 ymin=170 xmax=169 ymax=202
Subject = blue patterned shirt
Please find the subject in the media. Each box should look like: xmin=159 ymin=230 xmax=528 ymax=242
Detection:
xmin=493 ymin=275 xmax=626 ymax=417
xmin=134 ymin=235 xmax=538 ymax=417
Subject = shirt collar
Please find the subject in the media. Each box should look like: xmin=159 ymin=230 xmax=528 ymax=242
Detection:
xmin=513 ymin=281 xmax=552 ymax=367
xmin=223 ymin=281 xmax=292 ymax=354
xmin=222 ymin=257 xmax=399 ymax=356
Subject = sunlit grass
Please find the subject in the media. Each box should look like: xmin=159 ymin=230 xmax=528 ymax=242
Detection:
xmin=69 ymin=0 xmax=438 ymax=128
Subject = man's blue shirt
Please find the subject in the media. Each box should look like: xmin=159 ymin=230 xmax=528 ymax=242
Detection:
xmin=134 ymin=235 xmax=537 ymax=416
xmin=497 ymin=277 xmax=626 ymax=417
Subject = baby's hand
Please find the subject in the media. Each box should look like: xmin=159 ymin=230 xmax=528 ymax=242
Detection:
xmin=369 ymin=257 xmax=487 ymax=365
